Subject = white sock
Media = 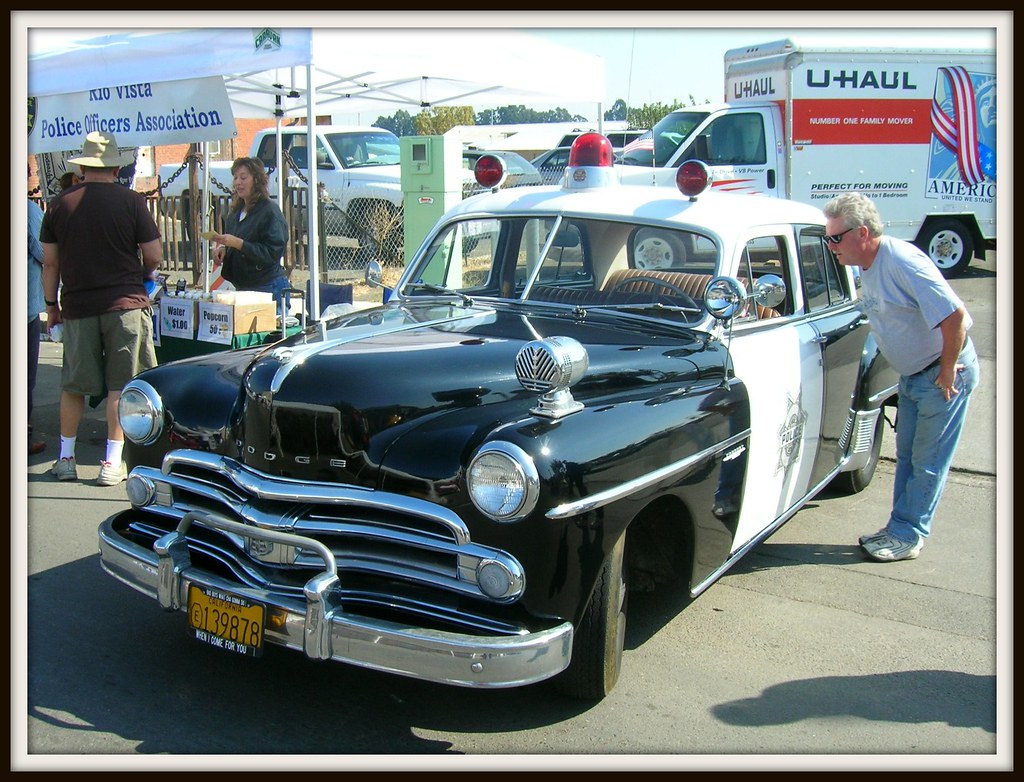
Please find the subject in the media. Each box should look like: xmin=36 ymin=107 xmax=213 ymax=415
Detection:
xmin=59 ymin=436 xmax=76 ymax=461
xmin=105 ymin=439 xmax=125 ymax=466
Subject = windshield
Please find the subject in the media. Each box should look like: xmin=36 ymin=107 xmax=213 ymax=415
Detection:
xmin=398 ymin=216 xmax=720 ymax=326
xmin=326 ymin=132 xmax=401 ymax=168
xmin=620 ymin=111 xmax=710 ymax=167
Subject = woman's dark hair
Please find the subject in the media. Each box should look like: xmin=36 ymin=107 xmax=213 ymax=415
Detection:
xmin=230 ymin=156 xmax=270 ymax=211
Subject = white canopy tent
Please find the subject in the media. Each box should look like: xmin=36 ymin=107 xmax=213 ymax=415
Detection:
xmin=27 ymin=26 xmax=606 ymax=316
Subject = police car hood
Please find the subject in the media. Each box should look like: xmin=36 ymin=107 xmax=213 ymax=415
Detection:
xmin=236 ymin=300 xmax=707 ymax=485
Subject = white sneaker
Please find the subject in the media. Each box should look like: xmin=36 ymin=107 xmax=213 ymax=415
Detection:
xmin=862 ymin=533 xmax=923 ymax=562
xmin=96 ymin=460 xmax=127 ymax=486
xmin=858 ymin=527 xmax=889 ymax=546
xmin=51 ymin=457 xmax=78 ymax=481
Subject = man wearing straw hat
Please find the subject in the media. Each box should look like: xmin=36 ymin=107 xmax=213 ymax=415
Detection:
xmin=40 ymin=130 xmax=162 ymax=486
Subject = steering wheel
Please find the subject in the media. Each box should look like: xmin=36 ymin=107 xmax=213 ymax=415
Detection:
xmin=609 ymin=276 xmax=699 ymax=310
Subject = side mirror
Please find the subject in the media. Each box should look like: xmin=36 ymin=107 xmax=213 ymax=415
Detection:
xmin=752 ymin=274 xmax=786 ymax=310
xmin=364 ymin=259 xmax=384 ymax=289
xmin=704 ymin=276 xmax=747 ymax=320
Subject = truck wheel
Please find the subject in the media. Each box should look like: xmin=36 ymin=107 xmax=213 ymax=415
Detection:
xmin=633 ymin=229 xmax=687 ymax=269
xmin=917 ymin=220 xmax=974 ymax=278
xmin=554 ymin=534 xmax=627 ymax=700
xmin=831 ymin=412 xmax=884 ymax=495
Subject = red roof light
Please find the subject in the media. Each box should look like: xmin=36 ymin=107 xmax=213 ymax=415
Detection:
xmin=676 ymin=159 xmax=713 ymax=198
xmin=568 ymin=133 xmax=614 ymax=168
xmin=474 ymin=154 xmax=507 ymax=190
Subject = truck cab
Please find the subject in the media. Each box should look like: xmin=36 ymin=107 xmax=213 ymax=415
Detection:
xmin=252 ymin=125 xmax=404 ymax=212
xmin=618 ymin=104 xmax=784 ymax=199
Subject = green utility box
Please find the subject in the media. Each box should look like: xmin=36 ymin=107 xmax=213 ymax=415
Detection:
xmin=400 ymin=133 xmax=464 ymax=264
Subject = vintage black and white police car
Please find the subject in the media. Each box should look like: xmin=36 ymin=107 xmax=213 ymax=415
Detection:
xmin=99 ymin=134 xmax=898 ymax=700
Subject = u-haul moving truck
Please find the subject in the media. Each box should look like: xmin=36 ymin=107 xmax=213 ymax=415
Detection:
xmin=617 ymin=38 xmax=996 ymax=277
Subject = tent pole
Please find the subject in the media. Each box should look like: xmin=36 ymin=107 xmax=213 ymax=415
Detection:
xmin=275 ymin=112 xmax=284 ymax=207
xmin=306 ymin=63 xmax=320 ymax=320
xmin=202 ymin=141 xmax=211 ymax=292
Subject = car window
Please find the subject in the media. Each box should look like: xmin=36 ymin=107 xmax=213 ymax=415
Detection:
xmin=798 ymin=227 xmax=850 ymax=312
xmin=414 ymin=218 xmax=503 ymax=292
xmin=735 ymin=235 xmax=792 ymax=321
xmin=530 ymin=222 xmax=591 ymax=286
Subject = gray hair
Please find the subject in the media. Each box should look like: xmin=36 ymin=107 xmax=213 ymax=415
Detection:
xmin=822 ymin=192 xmax=884 ymax=237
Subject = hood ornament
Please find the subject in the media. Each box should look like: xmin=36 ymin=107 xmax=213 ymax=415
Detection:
xmin=515 ymin=336 xmax=589 ymax=419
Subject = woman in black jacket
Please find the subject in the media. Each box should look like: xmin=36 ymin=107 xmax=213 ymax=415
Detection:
xmin=212 ymin=157 xmax=288 ymax=298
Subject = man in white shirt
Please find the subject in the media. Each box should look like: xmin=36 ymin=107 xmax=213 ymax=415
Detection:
xmin=823 ymin=192 xmax=979 ymax=562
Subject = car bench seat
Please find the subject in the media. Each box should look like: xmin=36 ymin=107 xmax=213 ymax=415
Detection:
xmin=603 ymin=269 xmax=780 ymax=319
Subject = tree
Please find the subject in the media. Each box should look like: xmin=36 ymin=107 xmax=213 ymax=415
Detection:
xmin=476 ymin=105 xmax=587 ymax=125
xmin=373 ymin=110 xmax=416 ymax=137
xmin=627 ymin=100 xmax=687 ymax=130
xmin=414 ymin=106 xmax=476 ymax=135
xmin=604 ymin=99 xmax=627 ymax=122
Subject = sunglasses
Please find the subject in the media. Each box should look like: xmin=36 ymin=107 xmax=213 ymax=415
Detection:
xmin=825 ymin=226 xmax=857 ymax=245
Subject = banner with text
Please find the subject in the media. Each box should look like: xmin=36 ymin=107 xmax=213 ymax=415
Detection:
xmin=28 ymin=76 xmax=237 ymax=154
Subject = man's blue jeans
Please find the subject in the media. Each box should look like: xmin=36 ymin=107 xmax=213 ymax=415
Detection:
xmin=888 ymin=338 xmax=980 ymax=543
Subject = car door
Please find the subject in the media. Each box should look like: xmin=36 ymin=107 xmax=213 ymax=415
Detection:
xmin=796 ymin=227 xmax=870 ymax=489
xmin=720 ymin=229 xmax=825 ymax=553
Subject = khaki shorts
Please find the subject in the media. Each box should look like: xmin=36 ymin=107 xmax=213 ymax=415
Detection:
xmin=61 ymin=308 xmax=157 ymax=396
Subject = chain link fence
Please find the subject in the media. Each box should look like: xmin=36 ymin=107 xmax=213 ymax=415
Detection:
xmin=33 ymin=149 xmax=544 ymax=286
xmin=145 ymin=152 xmax=406 ymax=285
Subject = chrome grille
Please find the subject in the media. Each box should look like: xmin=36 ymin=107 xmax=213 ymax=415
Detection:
xmin=129 ymin=450 xmax=525 ymax=614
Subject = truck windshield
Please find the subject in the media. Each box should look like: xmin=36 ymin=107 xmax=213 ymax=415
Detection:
xmin=326 ymin=132 xmax=401 ymax=168
xmin=620 ymin=111 xmax=709 ymax=167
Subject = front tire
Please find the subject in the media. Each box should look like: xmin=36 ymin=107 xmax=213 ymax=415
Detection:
xmin=917 ymin=220 xmax=974 ymax=278
xmin=554 ymin=534 xmax=628 ymax=700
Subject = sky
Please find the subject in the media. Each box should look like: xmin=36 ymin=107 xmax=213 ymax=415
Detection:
xmin=536 ymin=23 xmax=1000 ymax=121
xmin=17 ymin=10 xmax=1006 ymax=126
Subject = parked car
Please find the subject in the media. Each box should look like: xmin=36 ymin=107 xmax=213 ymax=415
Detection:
xmin=98 ymin=133 xmax=898 ymax=701
xmin=557 ymin=128 xmax=648 ymax=152
xmin=462 ymin=148 xmax=543 ymax=196
xmin=530 ymin=146 xmax=572 ymax=185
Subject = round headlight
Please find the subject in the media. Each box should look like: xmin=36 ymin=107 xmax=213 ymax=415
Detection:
xmin=118 ymin=380 xmax=164 ymax=445
xmin=467 ymin=442 xmax=539 ymax=522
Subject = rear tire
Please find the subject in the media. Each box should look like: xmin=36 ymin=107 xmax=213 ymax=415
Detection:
xmin=917 ymin=220 xmax=974 ymax=278
xmin=554 ymin=534 xmax=628 ymax=700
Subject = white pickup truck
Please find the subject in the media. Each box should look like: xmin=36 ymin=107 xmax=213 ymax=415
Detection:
xmin=159 ymin=125 xmax=405 ymax=259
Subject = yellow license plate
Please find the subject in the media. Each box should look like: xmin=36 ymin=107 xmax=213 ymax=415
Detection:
xmin=187 ymin=584 xmax=265 ymax=658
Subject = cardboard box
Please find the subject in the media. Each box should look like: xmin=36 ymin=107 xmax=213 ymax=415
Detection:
xmin=197 ymin=300 xmax=277 ymax=341
xmin=231 ymin=302 xmax=277 ymax=334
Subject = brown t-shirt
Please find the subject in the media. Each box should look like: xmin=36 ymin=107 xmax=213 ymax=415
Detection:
xmin=39 ymin=181 xmax=161 ymax=319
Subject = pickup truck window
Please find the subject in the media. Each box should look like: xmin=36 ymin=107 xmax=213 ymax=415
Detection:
xmin=325 ymin=132 xmax=401 ymax=168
